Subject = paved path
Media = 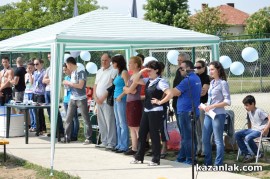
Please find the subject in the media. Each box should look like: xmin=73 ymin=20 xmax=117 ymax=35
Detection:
xmin=5 ymin=134 xmax=257 ymax=179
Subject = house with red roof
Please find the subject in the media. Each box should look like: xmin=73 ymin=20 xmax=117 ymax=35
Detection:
xmin=201 ymin=3 xmax=249 ymax=35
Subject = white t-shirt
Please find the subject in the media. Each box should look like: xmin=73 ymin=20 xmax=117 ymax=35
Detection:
xmin=45 ymin=67 xmax=51 ymax=91
xmin=95 ymin=66 xmax=117 ymax=102
xmin=25 ymin=73 xmax=34 ymax=93
xmin=247 ymin=108 xmax=268 ymax=131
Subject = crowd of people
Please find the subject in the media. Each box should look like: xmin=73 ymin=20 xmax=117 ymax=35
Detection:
xmin=1 ymin=51 xmax=270 ymax=166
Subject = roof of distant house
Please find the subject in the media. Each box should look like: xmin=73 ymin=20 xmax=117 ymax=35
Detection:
xmin=218 ymin=5 xmax=249 ymax=25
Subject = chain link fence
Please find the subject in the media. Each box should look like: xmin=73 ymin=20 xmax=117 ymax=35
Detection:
xmin=220 ymin=39 xmax=270 ymax=130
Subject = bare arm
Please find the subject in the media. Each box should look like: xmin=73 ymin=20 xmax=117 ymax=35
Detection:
xmin=42 ymin=73 xmax=50 ymax=85
xmin=201 ymin=84 xmax=209 ymax=97
xmin=0 ymin=70 xmax=14 ymax=91
xmin=116 ymin=71 xmax=129 ymax=101
xmin=65 ymin=79 xmax=85 ymax=89
xmin=28 ymin=73 xmax=34 ymax=84
xmin=10 ymin=76 xmax=19 ymax=85
xmin=133 ymin=68 xmax=149 ymax=86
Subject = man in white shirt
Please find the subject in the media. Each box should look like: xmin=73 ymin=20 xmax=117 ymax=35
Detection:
xmin=94 ymin=53 xmax=117 ymax=149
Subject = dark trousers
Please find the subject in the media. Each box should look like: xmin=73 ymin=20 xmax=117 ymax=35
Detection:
xmin=135 ymin=110 xmax=163 ymax=163
xmin=33 ymin=94 xmax=46 ymax=132
xmin=0 ymin=88 xmax=12 ymax=106
xmin=160 ymin=107 xmax=169 ymax=142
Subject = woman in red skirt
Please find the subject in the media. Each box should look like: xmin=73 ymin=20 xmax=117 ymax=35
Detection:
xmin=123 ymin=56 xmax=143 ymax=155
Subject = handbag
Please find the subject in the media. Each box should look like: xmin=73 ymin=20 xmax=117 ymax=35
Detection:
xmin=106 ymin=84 xmax=115 ymax=106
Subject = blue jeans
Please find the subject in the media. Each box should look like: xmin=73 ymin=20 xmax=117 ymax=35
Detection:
xmin=64 ymin=102 xmax=79 ymax=139
xmin=203 ymin=114 xmax=226 ymax=166
xmin=176 ymin=112 xmax=197 ymax=164
xmin=45 ymin=91 xmax=51 ymax=118
xmin=114 ymin=100 xmax=129 ymax=151
xmin=27 ymin=93 xmax=36 ymax=128
xmin=235 ymin=129 xmax=260 ymax=156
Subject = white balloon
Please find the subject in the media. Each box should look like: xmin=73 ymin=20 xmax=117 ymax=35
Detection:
xmin=64 ymin=54 xmax=71 ymax=62
xmin=77 ymin=63 xmax=85 ymax=71
xmin=70 ymin=51 xmax=80 ymax=58
xmin=86 ymin=62 xmax=98 ymax=74
xmin=167 ymin=50 xmax=179 ymax=65
xmin=80 ymin=51 xmax=91 ymax=61
xmin=219 ymin=55 xmax=232 ymax=69
xmin=143 ymin=56 xmax=158 ymax=66
xmin=230 ymin=61 xmax=245 ymax=75
xmin=242 ymin=47 xmax=259 ymax=62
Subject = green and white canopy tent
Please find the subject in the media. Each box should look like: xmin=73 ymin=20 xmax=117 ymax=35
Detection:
xmin=0 ymin=9 xmax=220 ymax=175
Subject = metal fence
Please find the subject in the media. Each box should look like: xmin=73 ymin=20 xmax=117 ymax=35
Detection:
xmin=139 ymin=39 xmax=270 ymax=130
xmin=1 ymin=38 xmax=269 ymax=130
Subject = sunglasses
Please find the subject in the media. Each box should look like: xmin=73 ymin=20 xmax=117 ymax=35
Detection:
xmin=179 ymin=67 xmax=185 ymax=71
xmin=195 ymin=66 xmax=203 ymax=69
xmin=34 ymin=63 xmax=40 ymax=66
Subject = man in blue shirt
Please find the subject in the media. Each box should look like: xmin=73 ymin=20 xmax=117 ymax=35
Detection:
xmin=151 ymin=60 xmax=201 ymax=165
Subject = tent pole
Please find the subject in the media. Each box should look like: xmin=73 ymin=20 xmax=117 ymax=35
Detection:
xmin=50 ymin=42 xmax=65 ymax=176
xmin=192 ymin=47 xmax=196 ymax=63
xmin=211 ymin=43 xmax=220 ymax=61
xmin=125 ymin=47 xmax=133 ymax=70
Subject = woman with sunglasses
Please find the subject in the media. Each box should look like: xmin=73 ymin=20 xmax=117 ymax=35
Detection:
xmin=195 ymin=60 xmax=210 ymax=157
xmin=130 ymin=60 xmax=169 ymax=166
xmin=32 ymin=58 xmax=47 ymax=135
xmin=199 ymin=61 xmax=231 ymax=166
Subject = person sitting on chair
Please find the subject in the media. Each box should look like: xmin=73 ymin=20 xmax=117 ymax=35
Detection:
xmin=235 ymin=95 xmax=270 ymax=163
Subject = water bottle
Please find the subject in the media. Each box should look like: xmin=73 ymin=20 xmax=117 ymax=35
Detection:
xmin=89 ymin=100 xmax=95 ymax=113
xmin=23 ymin=93 xmax=28 ymax=105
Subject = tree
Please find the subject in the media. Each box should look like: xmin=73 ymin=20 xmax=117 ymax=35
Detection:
xmin=143 ymin=0 xmax=190 ymax=29
xmin=0 ymin=0 xmax=100 ymax=40
xmin=189 ymin=7 xmax=228 ymax=35
xmin=245 ymin=7 xmax=270 ymax=35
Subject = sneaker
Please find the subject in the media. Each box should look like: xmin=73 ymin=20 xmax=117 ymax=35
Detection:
xmin=130 ymin=159 xmax=143 ymax=164
xmin=243 ymin=154 xmax=255 ymax=163
xmin=29 ymin=128 xmax=36 ymax=132
xmin=95 ymin=143 xmax=106 ymax=148
xmin=148 ymin=161 xmax=160 ymax=166
xmin=60 ymin=137 xmax=70 ymax=144
xmin=83 ymin=139 xmax=92 ymax=145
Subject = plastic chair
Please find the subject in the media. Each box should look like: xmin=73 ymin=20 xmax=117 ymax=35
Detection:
xmin=255 ymin=132 xmax=270 ymax=163
xmin=236 ymin=125 xmax=270 ymax=163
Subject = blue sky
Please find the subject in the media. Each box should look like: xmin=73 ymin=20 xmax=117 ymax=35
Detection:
xmin=1 ymin=0 xmax=270 ymax=18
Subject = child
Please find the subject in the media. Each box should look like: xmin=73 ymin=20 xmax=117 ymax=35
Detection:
xmin=235 ymin=95 xmax=270 ymax=163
